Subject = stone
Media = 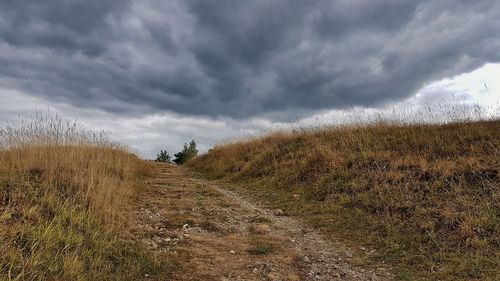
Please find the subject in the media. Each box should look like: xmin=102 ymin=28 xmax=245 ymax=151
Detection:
xmin=249 ymin=224 xmax=271 ymax=234
xmin=273 ymin=209 xmax=284 ymax=216
xmin=267 ymin=272 xmax=281 ymax=281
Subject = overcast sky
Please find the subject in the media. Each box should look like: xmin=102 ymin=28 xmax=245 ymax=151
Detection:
xmin=1 ymin=0 xmax=499 ymax=158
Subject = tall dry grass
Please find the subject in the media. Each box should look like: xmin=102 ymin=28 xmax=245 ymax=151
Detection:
xmin=0 ymin=114 xmax=162 ymax=280
xmin=190 ymin=119 xmax=500 ymax=280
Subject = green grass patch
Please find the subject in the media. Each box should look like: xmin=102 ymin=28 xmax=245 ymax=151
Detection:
xmin=246 ymin=246 xmax=273 ymax=255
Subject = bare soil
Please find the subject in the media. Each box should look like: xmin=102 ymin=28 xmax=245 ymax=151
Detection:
xmin=130 ymin=163 xmax=393 ymax=281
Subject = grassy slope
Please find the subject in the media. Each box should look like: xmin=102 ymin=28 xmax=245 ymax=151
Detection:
xmin=0 ymin=145 xmax=172 ymax=281
xmin=0 ymin=113 xmax=178 ymax=281
xmin=189 ymin=120 xmax=500 ymax=280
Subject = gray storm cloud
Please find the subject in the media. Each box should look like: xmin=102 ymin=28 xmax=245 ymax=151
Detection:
xmin=1 ymin=0 xmax=499 ymax=119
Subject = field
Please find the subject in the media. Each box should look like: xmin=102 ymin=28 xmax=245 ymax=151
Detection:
xmin=2 ymin=113 xmax=498 ymax=280
xmin=189 ymin=120 xmax=500 ymax=280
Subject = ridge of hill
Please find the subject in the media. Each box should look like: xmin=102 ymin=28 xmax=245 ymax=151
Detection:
xmin=189 ymin=120 xmax=500 ymax=280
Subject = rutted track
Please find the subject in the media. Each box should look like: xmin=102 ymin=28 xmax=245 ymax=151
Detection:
xmin=131 ymin=163 xmax=393 ymax=281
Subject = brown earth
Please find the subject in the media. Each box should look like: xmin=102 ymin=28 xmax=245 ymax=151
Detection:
xmin=129 ymin=163 xmax=393 ymax=281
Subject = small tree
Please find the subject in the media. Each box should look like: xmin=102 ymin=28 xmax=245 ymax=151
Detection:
xmin=173 ymin=140 xmax=198 ymax=165
xmin=155 ymin=150 xmax=171 ymax=163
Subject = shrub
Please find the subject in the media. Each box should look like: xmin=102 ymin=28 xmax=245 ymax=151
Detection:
xmin=173 ymin=140 xmax=198 ymax=165
xmin=155 ymin=150 xmax=172 ymax=163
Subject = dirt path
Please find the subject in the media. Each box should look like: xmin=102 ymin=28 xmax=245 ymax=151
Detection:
xmin=131 ymin=164 xmax=393 ymax=281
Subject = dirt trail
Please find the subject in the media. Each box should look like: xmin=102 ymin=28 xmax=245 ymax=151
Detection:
xmin=131 ymin=164 xmax=393 ymax=281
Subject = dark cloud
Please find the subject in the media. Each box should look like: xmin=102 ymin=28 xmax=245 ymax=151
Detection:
xmin=0 ymin=0 xmax=499 ymax=119
xmin=0 ymin=0 xmax=127 ymax=56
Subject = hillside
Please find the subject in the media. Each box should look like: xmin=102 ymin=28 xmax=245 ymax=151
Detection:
xmin=189 ymin=120 xmax=500 ymax=280
xmin=0 ymin=116 xmax=174 ymax=280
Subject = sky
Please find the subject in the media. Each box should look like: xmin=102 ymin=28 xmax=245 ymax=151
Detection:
xmin=0 ymin=0 xmax=499 ymax=158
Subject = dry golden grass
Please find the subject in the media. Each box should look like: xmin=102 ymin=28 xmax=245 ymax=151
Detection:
xmin=189 ymin=120 xmax=500 ymax=280
xmin=0 ymin=114 xmax=166 ymax=281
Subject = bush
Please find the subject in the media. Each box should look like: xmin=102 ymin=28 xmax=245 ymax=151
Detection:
xmin=173 ymin=140 xmax=198 ymax=165
xmin=155 ymin=150 xmax=172 ymax=163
